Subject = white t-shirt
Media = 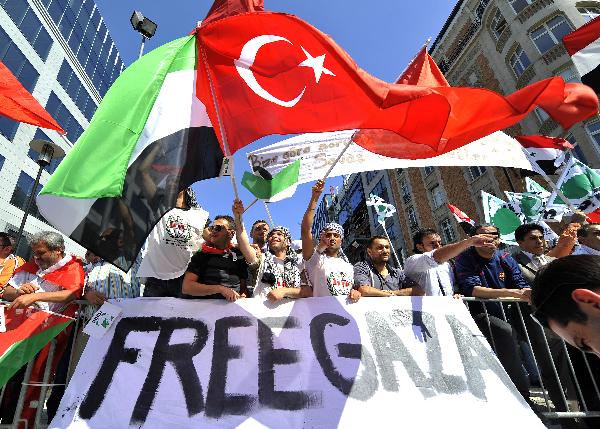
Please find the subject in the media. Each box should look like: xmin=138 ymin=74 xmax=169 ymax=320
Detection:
xmin=572 ymin=244 xmax=600 ymax=256
xmin=404 ymin=251 xmax=454 ymax=297
xmin=137 ymin=207 xmax=209 ymax=280
xmin=305 ymin=251 xmax=354 ymax=297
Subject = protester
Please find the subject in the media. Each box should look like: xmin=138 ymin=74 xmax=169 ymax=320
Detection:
xmin=139 ymin=188 xmax=208 ymax=297
xmin=573 ymin=223 xmax=600 ymax=256
xmin=233 ymin=200 xmax=310 ymax=301
xmin=0 ymin=232 xmax=24 ymax=292
xmin=250 ymin=219 xmax=270 ymax=253
xmin=181 ymin=215 xmax=248 ymax=301
xmin=545 ymin=222 xmax=581 ymax=258
xmin=354 ymin=236 xmax=423 ymax=296
xmin=513 ymin=224 xmax=556 ymax=285
xmin=454 ymin=224 xmax=532 ymax=400
xmin=301 ymin=180 xmax=360 ymax=302
xmin=404 ymin=228 xmax=493 ymax=297
xmin=3 ymin=231 xmax=84 ymax=313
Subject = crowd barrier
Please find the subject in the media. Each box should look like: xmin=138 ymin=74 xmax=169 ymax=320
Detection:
xmin=1 ymin=298 xmax=599 ymax=428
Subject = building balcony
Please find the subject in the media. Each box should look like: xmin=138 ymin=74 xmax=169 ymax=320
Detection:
xmin=542 ymin=44 xmax=567 ymax=65
xmin=517 ymin=0 xmax=554 ymax=24
xmin=516 ymin=66 xmax=536 ymax=89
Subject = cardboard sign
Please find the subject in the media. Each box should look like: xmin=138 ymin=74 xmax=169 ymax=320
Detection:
xmin=52 ymin=297 xmax=543 ymax=428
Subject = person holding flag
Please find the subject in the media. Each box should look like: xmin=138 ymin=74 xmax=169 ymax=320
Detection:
xmin=232 ymin=199 xmax=310 ymax=301
xmin=301 ymin=180 xmax=360 ymax=302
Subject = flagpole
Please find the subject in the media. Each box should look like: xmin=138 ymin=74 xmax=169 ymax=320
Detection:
xmin=263 ymin=201 xmax=275 ymax=226
xmin=321 ymin=137 xmax=353 ymax=181
xmin=381 ymin=219 xmax=401 ymax=268
xmin=198 ymin=40 xmax=240 ymax=200
xmin=243 ymin=198 xmax=259 ymax=214
xmin=537 ymin=167 xmax=579 ymax=213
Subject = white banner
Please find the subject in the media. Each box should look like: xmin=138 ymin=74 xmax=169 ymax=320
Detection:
xmin=246 ymin=131 xmax=533 ymax=183
xmin=52 ymin=297 xmax=543 ymax=429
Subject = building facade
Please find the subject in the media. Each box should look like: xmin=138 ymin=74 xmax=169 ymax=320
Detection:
xmin=0 ymin=0 xmax=123 ymax=255
xmin=385 ymin=0 xmax=600 ymax=255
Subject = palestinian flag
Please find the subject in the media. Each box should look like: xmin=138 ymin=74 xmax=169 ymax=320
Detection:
xmin=241 ymin=160 xmax=301 ymax=202
xmin=516 ymin=135 xmax=573 ymax=176
xmin=0 ymin=305 xmax=73 ymax=387
xmin=37 ymin=36 xmax=223 ymax=271
xmin=564 ymin=17 xmax=600 ymax=93
xmin=481 ymin=191 xmax=522 ymax=244
xmin=447 ymin=203 xmax=476 ymax=235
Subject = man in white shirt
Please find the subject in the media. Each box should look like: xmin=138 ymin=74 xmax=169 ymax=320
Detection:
xmin=301 ymin=180 xmax=360 ymax=301
xmin=573 ymin=223 xmax=600 ymax=256
xmin=404 ymin=228 xmax=492 ymax=297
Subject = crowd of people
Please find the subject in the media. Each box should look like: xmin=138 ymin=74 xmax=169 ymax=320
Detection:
xmin=0 ymin=180 xmax=599 ymax=426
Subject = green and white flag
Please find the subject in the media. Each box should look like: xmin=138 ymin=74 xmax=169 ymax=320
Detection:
xmin=525 ymin=177 xmax=551 ymax=199
xmin=481 ymin=191 xmax=522 ymax=244
xmin=504 ymin=191 xmax=545 ymax=222
xmin=545 ymin=157 xmax=600 ymax=221
xmin=366 ymin=194 xmax=396 ymax=225
xmin=37 ymin=36 xmax=223 ymax=271
xmin=241 ymin=160 xmax=301 ymax=202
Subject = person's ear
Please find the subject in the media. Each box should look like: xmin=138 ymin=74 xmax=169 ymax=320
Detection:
xmin=572 ymin=289 xmax=600 ymax=312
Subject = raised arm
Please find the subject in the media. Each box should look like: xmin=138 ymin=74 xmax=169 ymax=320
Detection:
xmin=432 ymin=234 xmax=496 ymax=264
xmin=301 ymin=180 xmax=324 ymax=261
xmin=232 ymin=199 xmax=258 ymax=265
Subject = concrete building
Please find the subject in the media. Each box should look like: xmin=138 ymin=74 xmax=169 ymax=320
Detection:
xmin=0 ymin=0 xmax=123 ymax=255
xmin=384 ymin=0 xmax=600 ymax=255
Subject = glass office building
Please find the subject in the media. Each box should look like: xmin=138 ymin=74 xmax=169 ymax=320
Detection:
xmin=0 ymin=0 xmax=123 ymax=255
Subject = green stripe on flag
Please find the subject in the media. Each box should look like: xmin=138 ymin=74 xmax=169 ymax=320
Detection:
xmin=40 ymin=35 xmax=196 ymax=200
xmin=0 ymin=320 xmax=72 ymax=388
xmin=242 ymin=160 xmax=301 ymax=200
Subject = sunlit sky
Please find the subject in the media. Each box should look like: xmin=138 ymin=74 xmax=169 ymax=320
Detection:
xmin=95 ymin=0 xmax=458 ymax=237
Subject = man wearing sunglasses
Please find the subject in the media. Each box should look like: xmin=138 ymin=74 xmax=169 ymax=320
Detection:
xmin=182 ymin=215 xmax=248 ymax=301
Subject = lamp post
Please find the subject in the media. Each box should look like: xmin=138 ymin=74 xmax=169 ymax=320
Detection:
xmin=130 ymin=11 xmax=157 ymax=59
xmin=14 ymin=139 xmax=65 ymax=253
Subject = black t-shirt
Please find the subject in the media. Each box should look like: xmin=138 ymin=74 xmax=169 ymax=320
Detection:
xmin=182 ymin=249 xmax=247 ymax=299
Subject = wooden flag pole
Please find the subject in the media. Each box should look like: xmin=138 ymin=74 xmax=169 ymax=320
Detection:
xmin=263 ymin=201 xmax=275 ymax=226
xmin=243 ymin=198 xmax=259 ymax=213
xmin=199 ymin=41 xmax=239 ymax=200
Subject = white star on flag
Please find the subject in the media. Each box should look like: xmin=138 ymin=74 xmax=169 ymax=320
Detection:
xmin=299 ymin=46 xmax=336 ymax=83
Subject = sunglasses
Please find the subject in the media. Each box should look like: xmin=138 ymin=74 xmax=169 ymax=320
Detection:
xmin=208 ymin=224 xmax=230 ymax=233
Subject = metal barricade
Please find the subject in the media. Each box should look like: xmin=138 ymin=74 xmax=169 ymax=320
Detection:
xmin=1 ymin=299 xmax=599 ymax=428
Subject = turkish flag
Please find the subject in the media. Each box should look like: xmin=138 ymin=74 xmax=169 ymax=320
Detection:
xmin=0 ymin=62 xmax=64 ymax=133
xmin=353 ymin=48 xmax=598 ymax=159
xmin=195 ymin=12 xmax=451 ymax=155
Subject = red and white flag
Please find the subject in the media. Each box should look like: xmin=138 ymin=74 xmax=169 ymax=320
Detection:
xmin=515 ymin=135 xmax=574 ymax=176
xmin=563 ymin=17 xmax=600 ymax=94
xmin=447 ymin=203 xmax=476 ymax=235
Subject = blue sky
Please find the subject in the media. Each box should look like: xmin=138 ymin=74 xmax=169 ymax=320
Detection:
xmin=95 ymin=0 xmax=458 ymax=238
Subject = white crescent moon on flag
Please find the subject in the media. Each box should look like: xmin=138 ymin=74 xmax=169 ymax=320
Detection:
xmin=234 ymin=35 xmax=306 ymax=108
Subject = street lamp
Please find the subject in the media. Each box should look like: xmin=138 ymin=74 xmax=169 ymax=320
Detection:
xmin=14 ymin=139 xmax=64 ymax=252
xmin=130 ymin=11 xmax=157 ymax=59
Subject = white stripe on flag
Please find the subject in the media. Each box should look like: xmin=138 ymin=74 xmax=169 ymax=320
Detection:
xmin=571 ymin=37 xmax=600 ymax=77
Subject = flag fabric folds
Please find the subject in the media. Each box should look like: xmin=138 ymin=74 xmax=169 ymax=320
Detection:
xmin=447 ymin=203 xmax=476 ymax=235
xmin=0 ymin=305 xmax=73 ymax=388
xmin=37 ymin=36 xmax=223 ymax=271
xmin=353 ymin=48 xmax=598 ymax=159
xmin=563 ymin=17 xmax=600 ymax=94
xmin=366 ymin=194 xmax=396 ymax=225
xmin=195 ymin=12 xmax=451 ymax=156
xmin=481 ymin=191 xmax=522 ymax=244
xmin=0 ymin=62 xmax=64 ymax=133
xmin=515 ymin=135 xmax=573 ymax=176
xmin=241 ymin=159 xmax=301 ymax=202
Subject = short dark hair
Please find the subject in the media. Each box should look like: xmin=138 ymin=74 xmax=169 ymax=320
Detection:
xmin=514 ymin=223 xmax=544 ymax=242
xmin=251 ymin=219 xmax=269 ymax=232
xmin=471 ymin=223 xmax=499 ymax=236
xmin=215 ymin=215 xmax=236 ymax=230
xmin=577 ymin=222 xmax=599 ymax=238
xmin=0 ymin=232 xmax=14 ymax=248
xmin=367 ymin=235 xmax=389 ymax=248
xmin=412 ymin=228 xmax=439 ymax=253
xmin=532 ymin=255 xmax=600 ymax=327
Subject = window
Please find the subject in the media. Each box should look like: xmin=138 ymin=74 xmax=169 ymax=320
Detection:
xmin=44 ymin=93 xmax=84 ymax=141
xmin=467 ymin=166 xmax=487 ymax=181
xmin=365 ymin=170 xmax=377 ymax=183
xmin=407 ymin=206 xmax=418 ymax=230
xmin=439 ymin=218 xmax=456 ymax=244
xmin=430 ymin=185 xmax=445 ymax=209
xmin=10 ymin=172 xmax=45 ymax=221
xmin=534 ymin=107 xmax=550 ymax=124
xmin=578 ymin=7 xmax=600 ymax=23
xmin=587 ymin=122 xmax=600 ymax=151
xmin=509 ymin=46 xmax=531 ymax=78
xmin=400 ymin=179 xmax=411 ymax=203
xmin=566 ymin=134 xmax=588 ymax=164
xmin=530 ymin=16 xmax=573 ymax=54
xmin=509 ymin=0 xmax=533 ymax=14
xmin=56 ymin=60 xmax=97 ymax=121
xmin=491 ymin=9 xmax=507 ymax=40
xmin=423 ymin=166 xmax=434 ymax=176
xmin=371 ymin=178 xmax=390 ymax=202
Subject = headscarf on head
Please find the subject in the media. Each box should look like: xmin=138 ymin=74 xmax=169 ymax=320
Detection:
xmin=319 ymin=222 xmax=349 ymax=263
xmin=261 ymin=225 xmax=301 ymax=289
